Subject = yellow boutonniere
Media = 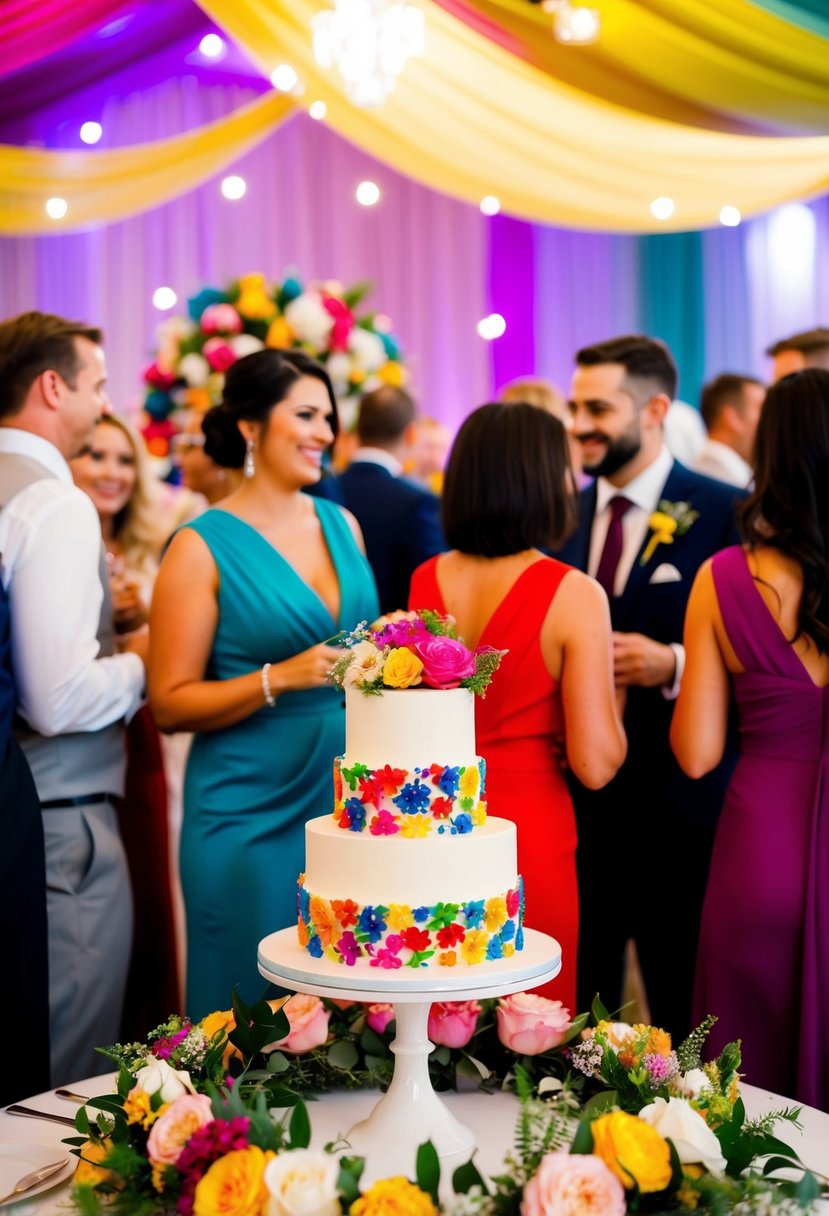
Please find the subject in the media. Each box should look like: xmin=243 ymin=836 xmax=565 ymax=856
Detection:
xmin=641 ymin=499 xmax=699 ymax=565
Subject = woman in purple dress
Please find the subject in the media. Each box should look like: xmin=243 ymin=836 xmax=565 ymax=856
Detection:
xmin=671 ymin=369 xmax=829 ymax=1110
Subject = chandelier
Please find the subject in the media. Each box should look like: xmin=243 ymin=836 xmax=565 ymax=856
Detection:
xmin=312 ymin=0 xmax=426 ymax=108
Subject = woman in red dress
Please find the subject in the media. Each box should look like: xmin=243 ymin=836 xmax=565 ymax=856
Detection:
xmin=410 ymin=403 xmax=625 ymax=1012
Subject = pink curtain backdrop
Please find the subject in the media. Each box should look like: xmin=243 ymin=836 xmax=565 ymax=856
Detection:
xmin=0 ymin=79 xmax=490 ymax=432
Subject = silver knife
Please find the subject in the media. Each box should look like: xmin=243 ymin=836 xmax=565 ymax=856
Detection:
xmin=0 ymin=1157 xmax=67 ymax=1205
xmin=5 ymin=1103 xmax=78 ymax=1127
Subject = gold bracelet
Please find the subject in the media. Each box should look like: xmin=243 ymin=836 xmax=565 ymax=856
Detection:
xmin=261 ymin=662 xmax=276 ymax=708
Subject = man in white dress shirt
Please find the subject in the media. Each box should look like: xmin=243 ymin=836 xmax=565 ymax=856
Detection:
xmin=693 ymin=374 xmax=765 ymax=489
xmin=555 ymin=335 xmax=744 ymax=1038
xmin=0 ymin=311 xmax=147 ymax=1084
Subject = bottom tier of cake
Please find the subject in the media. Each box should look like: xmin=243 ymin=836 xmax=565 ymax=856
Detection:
xmin=297 ymin=815 xmax=524 ymax=969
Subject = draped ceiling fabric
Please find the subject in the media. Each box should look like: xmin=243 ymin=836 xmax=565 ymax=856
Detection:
xmin=1 ymin=0 xmax=829 ymax=234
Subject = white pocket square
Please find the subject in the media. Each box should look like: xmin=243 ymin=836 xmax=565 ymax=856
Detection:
xmin=649 ymin=563 xmax=682 ymax=584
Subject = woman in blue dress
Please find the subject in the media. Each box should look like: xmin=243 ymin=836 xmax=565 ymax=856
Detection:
xmin=150 ymin=350 xmax=378 ymax=1017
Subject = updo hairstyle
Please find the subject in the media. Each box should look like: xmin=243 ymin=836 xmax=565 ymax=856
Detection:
xmin=202 ymin=349 xmax=339 ymax=469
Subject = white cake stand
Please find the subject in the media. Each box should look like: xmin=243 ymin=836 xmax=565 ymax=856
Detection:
xmin=258 ymin=926 xmax=561 ymax=1185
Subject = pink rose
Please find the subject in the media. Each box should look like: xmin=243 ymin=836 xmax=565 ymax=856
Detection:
xmin=427 ymin=1000 xmax=481 ymax=1048
xmin=200 ymin=303 xmax=243 ymax=335
xmin=321 ymin=294 xmax=354 ymax=352
xmin=521 ymin=1151 xmax=625 ymax=1216
xmin=365 ymin=1002 xmax=396 ymax=1034
xmin=412 ymin=636 xmax=476 ymax=690
xmin=143 ymin=360 xmax=177 ymax=390
xmin=267 ymin=994 xmax=330 ymax=1055
xmin=202 ymin=337 xmax=237 ymax=372
xmin=146 ymin=1092 xmax=213 ymax=1167
xmin=496 ymin=992 xmax=571 ymax=1055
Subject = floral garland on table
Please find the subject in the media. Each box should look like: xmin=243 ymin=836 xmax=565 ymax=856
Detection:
xmin=140 ymin=272 xmax=409 ymax=469
xmin=331 ymin=610 xmax=506 ymax=697
xmin=67 ymin=993 xmax=825 ymax=1215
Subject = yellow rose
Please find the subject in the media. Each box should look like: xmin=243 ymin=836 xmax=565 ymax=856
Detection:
xmin=193 ymin=1146 xmax=274 ymax=1216
xmin=74 ymin=1138 xmax=116 ymax=1186
xmin=266 ymin=316 xmax=294 ymax=349
xmin=350 ymin=1176 xmax=438 ymax=1216
xmin=201 ymin=1007 xmax=241 ymax=1069
xmin=236 ymin=273 xmax=276 ymax=321
xmin=377 ymin=361 xmax=405 ymax=386
xmin=591 ymin=1110 xmax=672 ymax=1193
xmin=382 ymin=648 xmax=424 ymax=689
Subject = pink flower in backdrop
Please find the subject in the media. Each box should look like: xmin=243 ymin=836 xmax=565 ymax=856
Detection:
xmin=322 ymin=293 xmax=355 ymax=351
xmin=266 ymin=995 xmax=330 ymax=1055
xmin=143 ymin=361 xmax=178 ymax=391
xmin=365 ymin=1003 xmax=396 ymax=1034
xmin=521 ymin=1151 xmax=626 ymax=1216
xmin=201 ymin=337 xmax=237 ymax=373
xmin=427 ymin=1000 xmax=481 ymax=1049
xmin=496 ymin=993 xmax=571 ymax=1055
xmin=413 ymin=636 xmax=476 ymax=690
xmin=199 ymin=303 xmax=243 ymax=335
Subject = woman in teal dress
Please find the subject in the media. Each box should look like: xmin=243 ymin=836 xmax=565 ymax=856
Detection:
xmin=150 ymin=350 xmax=378 ymax=1017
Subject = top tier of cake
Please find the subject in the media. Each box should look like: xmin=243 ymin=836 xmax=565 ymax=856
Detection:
xmin=334 ymin=687 xmax=486 ymax=834
xmin=344 ymin=687 xmax=476 ymax=769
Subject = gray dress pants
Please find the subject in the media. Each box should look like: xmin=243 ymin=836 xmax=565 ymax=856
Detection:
xmin=44 ymin=801 xmax=132 ymax=1086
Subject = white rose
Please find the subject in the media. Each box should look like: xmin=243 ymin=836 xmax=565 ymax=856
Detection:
xmin=639 ymin=1096 xmax=726 ymax=1175
xmin=325 ymin=352 xmax=352 ymax=397
xmin=134 ymin=1057 xmax=196 ymax=1103
xmin=342 ymin=639 xmax=384 ymax=688
xmin=347 ymin=327 xmax=386 ymax=371
xmin=231 ymin=333 xmax=265 ymax=358
xmin=264 ymin=1149 xmax=340 ymax=1216
xmin=673 ymin=1067 xmax=710 ymax=1100
xmin=284 ymin=292 xmax=334 ymax=348
xmin=177 ymin=352 xmax=210 ymax=387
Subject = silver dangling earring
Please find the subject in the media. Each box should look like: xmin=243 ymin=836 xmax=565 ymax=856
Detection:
xmin=244 ymin=437 xmax=255 ymax=479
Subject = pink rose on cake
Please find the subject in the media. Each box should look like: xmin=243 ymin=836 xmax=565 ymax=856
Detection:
xmin=413 ymin=636 xmax=476 ymax=689
xmin=427 ymin=1000 xmax=481 ymax=1048
xmin=496 ymin=993 xmax=571 ymax=1055
xmin=265 ymin=994 xmax=331 ymax=1054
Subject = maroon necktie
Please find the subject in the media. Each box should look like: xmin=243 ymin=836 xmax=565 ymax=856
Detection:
xmin=594 ymin=495 xmax=633 ymax=598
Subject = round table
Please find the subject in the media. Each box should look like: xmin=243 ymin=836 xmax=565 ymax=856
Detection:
xmin=2 ymin=1076 xmax=828 ymax=1212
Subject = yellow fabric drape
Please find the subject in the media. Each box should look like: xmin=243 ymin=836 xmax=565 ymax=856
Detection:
xmin=445 ymin=0 xmax=829 ymax=134
xmin=194 ymin=0 xmax=829 ymax=232
xmin=0 ymin=90 xmax=295 ymax=235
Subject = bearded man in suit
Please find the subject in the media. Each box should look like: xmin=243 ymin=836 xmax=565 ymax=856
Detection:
xmin=555 ymin=334 xmax=743 ymax=1039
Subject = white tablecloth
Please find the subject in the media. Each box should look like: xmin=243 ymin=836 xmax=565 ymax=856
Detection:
xmin=2 ymin=1077 xmax=827 ymax=1212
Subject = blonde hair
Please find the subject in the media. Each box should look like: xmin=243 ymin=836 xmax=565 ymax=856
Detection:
xmin=96 ymin=414 xmax=166 ymax=583
xmin=499 ymin=377 xmax=568 ymax=423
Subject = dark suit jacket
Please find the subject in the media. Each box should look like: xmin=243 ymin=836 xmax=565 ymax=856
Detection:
xmin=310 ymin=461 xmax=445 ymax=614
xmin=555 ymin=460 xmax=745 ymax=825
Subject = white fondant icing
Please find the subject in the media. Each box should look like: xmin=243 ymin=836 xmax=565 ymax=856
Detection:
xmin=344 ymin=687 xmax=477 ymax=771
xmin=304 ymin=815 xmax=519 ymax=907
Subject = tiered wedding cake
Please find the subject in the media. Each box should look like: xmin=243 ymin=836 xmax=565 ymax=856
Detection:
xmin=297 ymin=684 xmax=524 ymax=971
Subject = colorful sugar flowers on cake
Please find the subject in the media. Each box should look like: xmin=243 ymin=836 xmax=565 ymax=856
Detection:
xmin=297 ymin=876 xmax=525 ymax=968
xmin=330 ymin=610 xmax=505 ymax=696
xmin=333 ymin=757 xmax=487 ymax=836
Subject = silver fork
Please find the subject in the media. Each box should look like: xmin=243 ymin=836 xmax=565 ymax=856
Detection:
xmin=0 ymin=1158 xmax=66 ymax=1206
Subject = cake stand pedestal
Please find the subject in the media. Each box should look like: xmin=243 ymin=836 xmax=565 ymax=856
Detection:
xmin=258 ymin=927 xmax=561 ymax=1186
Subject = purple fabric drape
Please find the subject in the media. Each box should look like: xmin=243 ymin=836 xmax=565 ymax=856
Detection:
xmin=487 ymin=214 xmax=536 ymax=395
xmin=0 ymin=0 xmax=130 ymax=79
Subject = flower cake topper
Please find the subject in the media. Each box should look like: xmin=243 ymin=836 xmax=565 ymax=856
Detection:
xmin=140 ymin=271 xmax=409 ymax=471
xmin=329 ymin=609 xmax=506 ymax=696
xmin=640 ymin=498 xmax=700 ymax=565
